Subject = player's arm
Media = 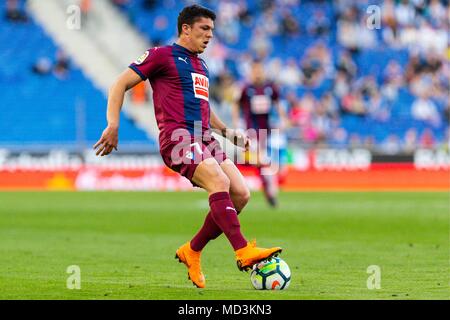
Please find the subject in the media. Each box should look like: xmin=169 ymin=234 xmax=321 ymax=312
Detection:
xmin=210 ymin=109 xmax=250 ymax=151
xmin=94 ymin=69 xmax=142 ymax=156
xmin=274 ymin=100 xmax=291 ymax=129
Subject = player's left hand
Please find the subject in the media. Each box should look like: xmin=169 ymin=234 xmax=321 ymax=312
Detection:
xmin=227 ymin=129 xmax=250 ymax=151
xmin=93 ymin=126 xmax=118 ymax=156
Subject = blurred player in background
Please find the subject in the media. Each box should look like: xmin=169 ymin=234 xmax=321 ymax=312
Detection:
xmin=233 ymin=60 xmax=289 ymax=208
xmin=93 ymin=5 xmax=282 ymax=289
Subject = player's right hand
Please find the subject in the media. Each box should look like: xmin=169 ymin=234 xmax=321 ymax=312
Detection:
xmin=93 ymin=126 xmax=118 ymax=156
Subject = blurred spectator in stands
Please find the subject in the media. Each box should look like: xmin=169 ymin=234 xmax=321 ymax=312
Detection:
xmin=404 ymin=52 xmax=423 ymax=84
xmin=395 ymin=0 xmax=415 ymax=27
xmin=419 ymin=128 xmax=436 ymax=148
xmin=311 ymin=102 xmax=332 ymax=145
xmin=337 ymin=6 xmax=359 ymax=53
xmin=260 ymin=7 xmax=280 ymax=36
xmin=337 ymin=5 xmax=377 ymax=52
xmin=412 ymin=0 xmax=427 ymax=16
xmin=367 ymin=91 xmax=391 ymax=122
xmin=278 ymin=58 xmax=302 ymax=89
xmin=444 ymin=101 xmax=450 ymax=125
xmin=237 ymin=1 xmax=252 ymax=27
xmin=32 ymin=57 xmax=52 ymax=76
xmin=212 ymin=72 xmax=239 ymax=125
xmin=422 ymin=51 xmax=443 ymax=74
xmin=336 ymin=50 xmax=357 ymax=80
xmin=403 ymin=128 xmax=418 ymax=153
xmin=428 ymin=0 xmax=446 ymax=27
xmin=414 ymin=20 xmax=447 ymax=54
xmin=300 ymin=42 xmax=331 ymax=87
xmin=410 ymin=72 xmax=434 ymax=98
xmin=307 ymin=10 xmax=330 ymax=37
xmin=357 ymin=76 xmax=378 ymax=99
xmin=53 ymin=51 xmax=70 ymax=80
xmin=330 ymin=127 xmax=348 ymax=149
xmin=290 ymin=92 xmax=315 ymax=130
xmin=5 ymin=0 xmax=28 ymax=23
xmin=333 ymin=71 xmax=350 ymax=99
xmin=363 ymin=135 xmax=375 ymax=151
xmin=216 ymin=0 xmax=241 ymax=44
xmin=349 ymin=133 xmax=362 ymax=149
xmin=383 ymin=60 xmax=404 ymax=87
xmin=250 ymin=27 xmax=272 ymax=60
xmin=356 ymin=17 xmax=377 ymax=49
xmin=320 ymin=92 xmax=339 ymax=119
xmin=381 ymin=0 xmax=400 ymax=47
xmin=380 ymin=134 xmax=402 ymax=155
xmin=283 ymin=91 xmax=302 ymax=142
xmin=411 ymin=93 xmax=440 ymax=126
xmin=266 ymin=58 xmax=282 ymax=84
xmin=341 ymin=91 xmax=366 ymax=116
xmin=280 ymin=8 xmax=300 ymax=37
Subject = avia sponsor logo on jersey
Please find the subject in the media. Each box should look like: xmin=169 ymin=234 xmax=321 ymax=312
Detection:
xmin=191 ymin=72 xmax=209 ymax=102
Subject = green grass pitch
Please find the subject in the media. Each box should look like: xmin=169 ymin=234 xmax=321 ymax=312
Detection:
xmin=0 ymin=191 xmax=448 ymax=300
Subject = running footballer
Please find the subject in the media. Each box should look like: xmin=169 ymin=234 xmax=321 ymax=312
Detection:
xmin=94 ymin=4 xmax=282 ymax=288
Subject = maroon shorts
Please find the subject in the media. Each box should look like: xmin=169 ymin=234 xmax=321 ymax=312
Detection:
xmin=159 ymin=130 xmax=227 ymax=186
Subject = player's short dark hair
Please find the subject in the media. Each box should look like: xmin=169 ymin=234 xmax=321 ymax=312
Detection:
xmin=177 ymin=4 xmax=216 ymax=36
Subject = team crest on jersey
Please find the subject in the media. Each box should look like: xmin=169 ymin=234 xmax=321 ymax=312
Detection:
xmin=134 ymin=50 xmax=149 ymax=65
xmin=191 ymin=72 xmax=209 ymax=101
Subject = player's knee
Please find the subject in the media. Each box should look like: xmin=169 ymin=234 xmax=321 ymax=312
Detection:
xmin=233 ymin=188 xmax=250 ymax=213
xmin=209 ymin=171 xmax=230 ymax=192
xmin=215 ymin=174 xmax=231 ymax=192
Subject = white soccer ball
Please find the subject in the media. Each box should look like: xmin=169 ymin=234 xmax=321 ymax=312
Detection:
xmin=250 ymin=257 xmax=291 ymax=290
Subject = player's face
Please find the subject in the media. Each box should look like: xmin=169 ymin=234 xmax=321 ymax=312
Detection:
xmin=186 ymin=17 xmax=214 ymax=54
xmin=252 ymin=63 xmax=265 ymax=84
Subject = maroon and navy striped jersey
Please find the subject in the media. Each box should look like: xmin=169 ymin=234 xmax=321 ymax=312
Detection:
xmin=238 ymin=82 xmax=279 ymax=130
xmin=129 ymin=43 xmax=210 ymax=147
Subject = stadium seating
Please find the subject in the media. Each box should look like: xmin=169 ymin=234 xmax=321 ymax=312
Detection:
xmin=0 ymin=2 xmax=156 ymax=149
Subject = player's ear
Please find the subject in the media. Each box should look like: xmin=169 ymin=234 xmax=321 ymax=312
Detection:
xmin=181 ymin=23 xmax=191 ymax=36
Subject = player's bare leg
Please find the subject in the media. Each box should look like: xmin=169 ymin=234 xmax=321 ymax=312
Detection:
xmin=220 ymin=159 xmax=251 ymax=213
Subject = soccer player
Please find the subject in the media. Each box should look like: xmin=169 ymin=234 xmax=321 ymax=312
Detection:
xmin=232 ymin=60 xmax=289 ymax=207
xmin=93 ymin=5 xmax=282 ymax=289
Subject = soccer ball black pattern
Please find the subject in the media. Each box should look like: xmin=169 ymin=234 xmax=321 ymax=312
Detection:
xmin=250 ymin=257 xmax=291 ymax=290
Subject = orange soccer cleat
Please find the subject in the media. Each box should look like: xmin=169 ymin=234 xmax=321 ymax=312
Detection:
xmin=175 ymin=242 xmax=205 ymax=288
xmin=235 ymin=240 xmax=282 ymax=271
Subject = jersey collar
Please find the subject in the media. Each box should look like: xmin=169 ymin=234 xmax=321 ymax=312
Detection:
xmin=173 ymin=43 xmax=198 ymax=57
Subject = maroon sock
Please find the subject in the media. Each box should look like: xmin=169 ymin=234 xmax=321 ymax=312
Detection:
xmin=190 ymin=211 xmax=222 ymax=252
xmin=208 ymin=192 xmax=247 ymax=250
